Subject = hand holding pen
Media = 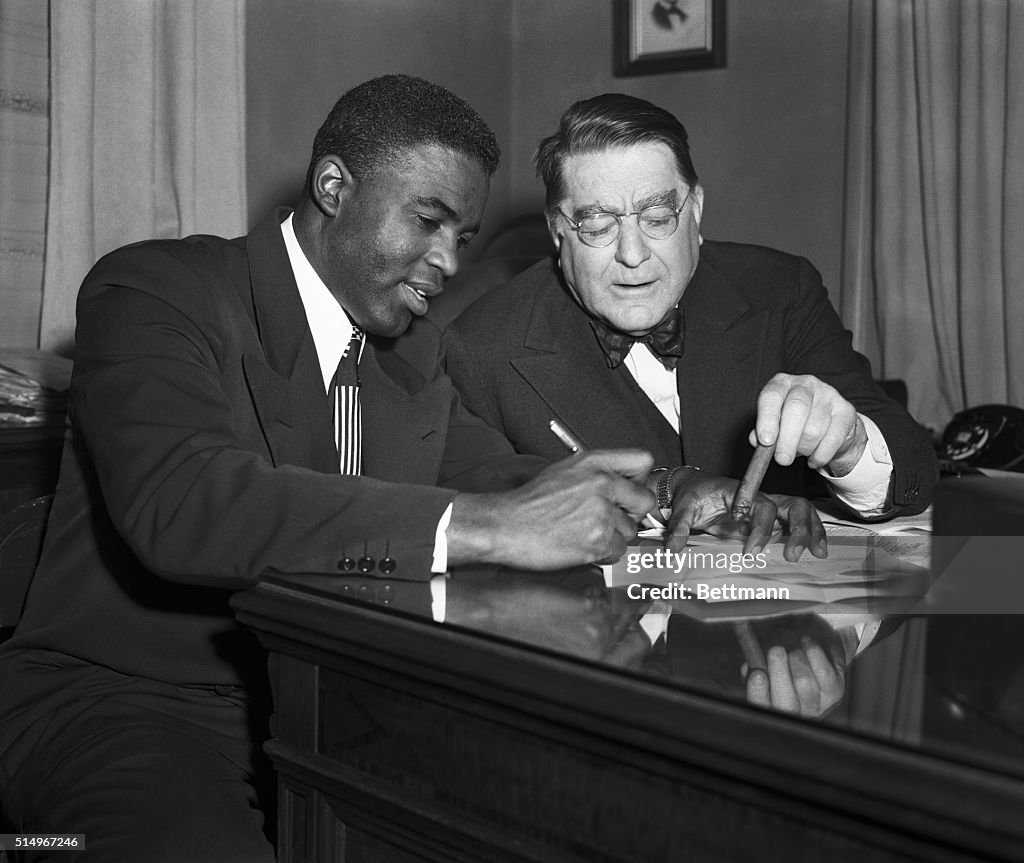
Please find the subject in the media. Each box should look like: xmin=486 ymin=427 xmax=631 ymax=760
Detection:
xmin=550 ymin=420 xmax=665 ymax=532
xmin=547 ymin=417 xmax=826 ymax=560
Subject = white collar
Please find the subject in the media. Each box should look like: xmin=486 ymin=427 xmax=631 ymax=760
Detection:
xmin=280 ymin=213 xmax=361 ymax=393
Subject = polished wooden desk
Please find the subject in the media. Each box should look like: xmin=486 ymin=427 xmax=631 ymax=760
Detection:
xmin=234 ymin=513 xmax=1024 ymax=863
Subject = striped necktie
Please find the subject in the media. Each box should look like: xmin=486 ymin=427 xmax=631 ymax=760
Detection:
xmin=331 ymin=329 xmax=364 ymax=474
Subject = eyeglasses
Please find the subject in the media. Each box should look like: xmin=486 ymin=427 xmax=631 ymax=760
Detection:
xmin=557 ymin=192 xmax=692 ymax=248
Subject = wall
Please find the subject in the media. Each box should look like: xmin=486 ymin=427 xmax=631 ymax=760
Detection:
xmin=246 ymin=0 xmax=849 ymax=290
xmin=507 ymin=0 xmax=850 ymax=295
xmin=245 ymin=0 xmax=516 ymax=252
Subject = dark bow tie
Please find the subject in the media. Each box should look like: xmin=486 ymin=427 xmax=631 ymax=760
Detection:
xmin=591 ymin=307 xmax=684 ymax=370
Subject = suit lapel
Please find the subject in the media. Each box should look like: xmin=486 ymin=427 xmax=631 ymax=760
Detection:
xmin=361 ymin=342 xmax=450 ymax=485
xmin=512 ymin=268 xmax=683 ymax=465
xmin=242 ymin=210 xmax=338 ymax=473
xmin=677 ymin=256 xmax=767 ymax=472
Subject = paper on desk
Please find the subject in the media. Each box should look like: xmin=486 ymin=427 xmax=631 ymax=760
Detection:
xmin=607 ymin=534 xmax=927 ymax=587
xmin=0 ymin=350 xmax=73 ymax=428
xmin=0 ymin=349 xmax=73 ymax=392
xmin=633 ymin=516 xmax=930 ymax=574
xmin=813 ymin=502 xmax=932 ymax=535
xmin=604 ymin=526 xmax=931 ymax=621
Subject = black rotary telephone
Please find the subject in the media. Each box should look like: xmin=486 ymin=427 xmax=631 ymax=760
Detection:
xmin=939 ymin=404 xmax=1024 ymax=473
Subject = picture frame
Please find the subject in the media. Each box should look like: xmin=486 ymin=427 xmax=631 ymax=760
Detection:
xmin=614 ymin=0 xmax=725 ymax=76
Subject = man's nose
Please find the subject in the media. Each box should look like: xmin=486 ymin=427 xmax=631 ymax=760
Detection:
xmin=614 ymin=217 xmax=652 ymax=268
xmin=426 ymin=236 xmax=460 ymax=279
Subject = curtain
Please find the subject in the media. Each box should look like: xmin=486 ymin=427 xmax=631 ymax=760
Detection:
xmin=0 ymin=0 xmax=48 ymax=348
xmin=842 ymin=0 xmax=1024 ymax=434
xmin=39 ymin=0 xmax=247 ymax=355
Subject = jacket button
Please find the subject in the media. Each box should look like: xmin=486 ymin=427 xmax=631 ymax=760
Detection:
xmin=358 ymin=541 xmax=375 ymax=573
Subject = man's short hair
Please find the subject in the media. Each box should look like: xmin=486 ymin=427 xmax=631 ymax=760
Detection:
xmin=534 ymin=93 xmax=699 ymax=211
xmin=306 ymin=74 xmax=500 ymax=189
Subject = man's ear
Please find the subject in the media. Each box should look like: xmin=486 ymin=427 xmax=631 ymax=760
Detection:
xmin=546 ymin=211 xmax=563 ymax=251
xmin=309 ymin=155 xmax=356 ymax=217
xmin=690 ymin=184 xmax=705 ymax=228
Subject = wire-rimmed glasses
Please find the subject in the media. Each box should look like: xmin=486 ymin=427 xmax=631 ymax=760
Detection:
xmin=557 ymin=192 xmax=692 ymax=248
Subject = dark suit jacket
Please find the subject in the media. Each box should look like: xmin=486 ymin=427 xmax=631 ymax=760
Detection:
xmin=444 ymin=241 xmax=938 ymax=518
xmin=3 ymin=210 xmax=542 ymax=687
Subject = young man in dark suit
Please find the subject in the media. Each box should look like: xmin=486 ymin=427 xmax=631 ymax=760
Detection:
xmin=0 ymin=76 xmax=667 ymax=862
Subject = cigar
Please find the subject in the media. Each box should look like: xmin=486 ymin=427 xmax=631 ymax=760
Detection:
xmin=734 ymin=620 xmax=767 ymax=674
xmin=730 ymin=441 xmax=776 ymax=521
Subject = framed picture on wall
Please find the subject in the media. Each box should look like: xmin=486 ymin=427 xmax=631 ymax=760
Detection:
xmin=614 ymin=0 xmax=725 ymax=76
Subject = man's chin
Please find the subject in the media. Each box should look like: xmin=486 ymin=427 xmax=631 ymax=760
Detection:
xmin=376 ymin=311 xmax=414 ymax=340
xmin=604 ymin=316 xmax=663 ymax=337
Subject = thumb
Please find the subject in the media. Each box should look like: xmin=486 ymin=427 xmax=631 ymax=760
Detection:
xmin=665 ymin=506 xmax=694 ymax=554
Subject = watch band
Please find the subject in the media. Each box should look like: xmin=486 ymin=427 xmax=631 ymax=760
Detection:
xmin=656 ymin=465 xmax=701 ymax=511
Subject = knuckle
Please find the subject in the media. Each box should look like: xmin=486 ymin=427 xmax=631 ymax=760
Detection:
xmin=801 ymin=421 xmax=824 ymax=441
xmin=788 ymin=387 xmax=814 ymax=407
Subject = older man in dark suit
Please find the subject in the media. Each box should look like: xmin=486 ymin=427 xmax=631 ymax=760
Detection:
xmin=0 ymin=76 xmax=661 ymax=863
xmin=445 ymin=93 xmax=937 ymax=528
xmin=444 ymin=93 xmax=939 ymax=718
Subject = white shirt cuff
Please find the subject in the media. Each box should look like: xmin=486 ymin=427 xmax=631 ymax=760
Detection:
xmin=430 ymin=575 xmax=448 ymax=622
xmin=818 ymin=414 xmax=893 ymax=516
xmin=429 ymin=503 xmax=454 ymax=622
xmin=432 ymin=502 xmax=453 ymax=573
xmin=820 ymin=615 xmax=882 ymax=658
xmin=640 ymin=599 xmax=672 ymax=645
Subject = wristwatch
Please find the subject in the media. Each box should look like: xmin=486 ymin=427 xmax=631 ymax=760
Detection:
xmin=653 ymin=465 xmax=702 ymax=512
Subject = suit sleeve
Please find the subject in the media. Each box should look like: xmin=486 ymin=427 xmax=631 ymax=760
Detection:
xmin=442 ymin=323 xmax=508 ymax=435
xmin=783 ymin=257 xmax=938 ymax=517
xmin=387 ymin=315 xmax=549 ymax=493
xmin=73 ymin=246 xmax=457 ymax=588
xmin=438 ymin=382 xmax=550 ymax=492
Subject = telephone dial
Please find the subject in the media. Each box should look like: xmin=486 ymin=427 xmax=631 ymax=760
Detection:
xmin=939 ymin=404 xmax=1024 ymax=473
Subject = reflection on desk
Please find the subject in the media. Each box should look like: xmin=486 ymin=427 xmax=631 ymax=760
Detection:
xmin=234 ymin=499 xmax=1024 ymax=862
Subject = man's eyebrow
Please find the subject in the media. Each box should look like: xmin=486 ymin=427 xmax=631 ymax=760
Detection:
xmin=635 ymin=189 xmax=679 ymax=210
xmin=412 ymin=195 xmax=456 ymax=219
xmin=571 ymin=189 xmax=679 ymax=220
xmin=571 ymin=203 xmax=611 ymax=221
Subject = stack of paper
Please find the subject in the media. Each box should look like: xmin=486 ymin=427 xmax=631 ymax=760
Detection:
xmin=0 ymin=350 xmax=71 ymax=428
xmin=603 ymin=515 xmax=932 ymax=621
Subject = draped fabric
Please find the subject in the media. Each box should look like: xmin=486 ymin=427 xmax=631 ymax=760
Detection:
xmin=0 ymin=0 xmax=48 ymax=348
xmin=39 ymin=0 xmax=247 ymax=354
xmin=842 ymin=0 xmax=1024 ymax=433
